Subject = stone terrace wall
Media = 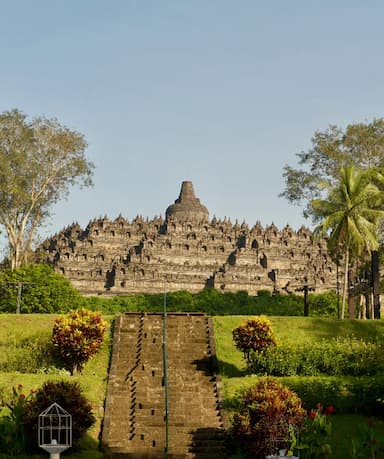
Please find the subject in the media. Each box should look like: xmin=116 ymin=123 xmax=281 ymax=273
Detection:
xmin=37 ymin=216 xmax=336 ymax=296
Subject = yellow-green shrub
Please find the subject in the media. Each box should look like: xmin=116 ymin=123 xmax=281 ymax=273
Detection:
xmin=52 ymin=309 xmax=106 ymax=375
xmin=232 ymin=316 xmax=276 ymax=363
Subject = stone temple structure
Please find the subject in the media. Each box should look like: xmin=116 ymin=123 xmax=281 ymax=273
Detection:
xmin=37 ymin=181 xmax=337 ymax=296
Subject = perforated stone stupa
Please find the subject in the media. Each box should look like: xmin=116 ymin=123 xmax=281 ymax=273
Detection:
xmin=37 ymin=181 xmax=337 ymax=296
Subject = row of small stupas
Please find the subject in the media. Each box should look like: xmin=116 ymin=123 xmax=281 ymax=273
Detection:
xmin=37 ymin=181 xmax=337 ymax=296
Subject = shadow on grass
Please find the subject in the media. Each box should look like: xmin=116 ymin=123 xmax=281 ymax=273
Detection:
xmin=217 ymin=359 xmax=246 ymax=378
xmin=299 ymin=318 xmax=384 ymax=342
xmin=0 ymin=433 xmax=103 ymax=459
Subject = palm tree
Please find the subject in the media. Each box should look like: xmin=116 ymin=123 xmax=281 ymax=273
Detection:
xmin=310 ymin=166 xmax=384 ymax=319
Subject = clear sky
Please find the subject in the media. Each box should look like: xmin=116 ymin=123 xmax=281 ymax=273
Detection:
xmin=1 ymin=0 xmax=384 ymax=249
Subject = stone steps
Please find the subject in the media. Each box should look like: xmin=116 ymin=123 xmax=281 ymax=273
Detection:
xmin=102 ymin=312 xmax=227 ymax=458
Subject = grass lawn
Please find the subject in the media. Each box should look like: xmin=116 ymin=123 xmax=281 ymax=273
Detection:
xmin=0 ymin=314 xmax=113 ymax=458
xmin=1 ymin=314 xmax=384 ymax=458
xmin=213 ymin=316 xmax=384 ymax=458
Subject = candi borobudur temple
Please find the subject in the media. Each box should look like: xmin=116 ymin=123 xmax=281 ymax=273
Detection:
xmin=38 ymin=181 xmax=337 ymax=296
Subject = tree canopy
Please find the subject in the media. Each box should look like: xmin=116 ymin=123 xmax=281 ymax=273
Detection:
xmin=311 ymin=166 xmax=384 ymax=318
xmin=0 ymin=109 xmax=94 ymax=269
xmin=0 ymin=264 xmax=84 ymax=313
xmin=281 ymin=119 xmax=384 ymax=319
xmin=281 ymin=119 xmax=384 ymax=219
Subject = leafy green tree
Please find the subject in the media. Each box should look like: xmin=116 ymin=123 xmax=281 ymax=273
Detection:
xmin=310 ymin=167 xmax=384 ymax=318
xmin=0 ymin=109 xmax=94 ymax=270
xmin=0 ymin=264 xmax=83 ymax=313
xmin=281 ymin=119 xmax=384 ymax=215
xmin=281 ymin=119 xmax=384 ymax=318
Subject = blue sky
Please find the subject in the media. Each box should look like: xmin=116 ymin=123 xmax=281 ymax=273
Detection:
xmin=1 ymin=1 xmax=384 ymax=248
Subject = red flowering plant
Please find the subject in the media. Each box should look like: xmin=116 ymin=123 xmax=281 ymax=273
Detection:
xmin=351 ymin=418 xmax=384 ymax=458
xmin=293 ymin=403 xmax=334 ymax=459
xmin=0 ymin=384 xmax=35 ymax=455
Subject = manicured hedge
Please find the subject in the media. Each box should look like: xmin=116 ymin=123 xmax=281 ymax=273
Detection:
xmin=225 ymin=376 xmax=384 ymax=416
xmin=283 ymin=376 xmax=384 ymax=416
xmin=248 ymin=338 xmax=384 ymax=377
xmin=83 ymin=289 xmax=338 ymax=317
xmin=0 ymin=264 xmax=340 ymax=316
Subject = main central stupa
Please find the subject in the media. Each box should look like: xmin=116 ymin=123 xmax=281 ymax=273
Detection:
xmin=165 ymin=181 xmax=209 ymax=223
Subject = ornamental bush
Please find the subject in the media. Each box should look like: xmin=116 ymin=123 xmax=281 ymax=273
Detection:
xmin=52 ymin=309 xmax=107 ymax=375
xmin=232 ymin=316 xmax=276 ymax=363
xmin=23 ymin=380 xmax=95 ymax=452
xmin=231 ymin=377 xmax=306 ymax=458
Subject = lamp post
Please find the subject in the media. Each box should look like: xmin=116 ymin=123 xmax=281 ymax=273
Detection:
xmin=38 ymin=403 xmax=72 ymax=459
xmin=162 ymin=285 xmax=169 ymax=453
xmin=295 ymin=284 xmax=315 ymax=316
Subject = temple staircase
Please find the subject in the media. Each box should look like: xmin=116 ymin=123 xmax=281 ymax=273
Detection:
xmin=102 ymin=312 xmax=227 ymax=458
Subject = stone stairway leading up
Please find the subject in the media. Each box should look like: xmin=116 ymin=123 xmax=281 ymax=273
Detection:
xmin=102 ymin=312 xmax=228 ymax=459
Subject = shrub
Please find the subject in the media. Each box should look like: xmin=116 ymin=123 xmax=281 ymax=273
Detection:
xmin=52 ymin=309 xmax=107 ymax=375
xmin=0 ymin=384 xmax=31 ymax=455
xmin=0 ymin=264 xmax=84 ymax=313
xmin=78 ymin=288 xmax=314 ymax=315
xmin=231 ymin=377 xmax=306 ymax=458
xmin=283 ymin=376 xmax=384 ymax=416
xmin=248 ymin=337 xmax=384 ymax=377
xmin=257 ymin=289 xmax=272 ymax=297
xmin=232 ymin=316 xmax=276 ymax=363
xmin=351 ymin=418 xmax=384 ymax=458
xmin=23 ymin=380 xmax=95 ymax=452
xmin=308 ymin=291 xmax=338 ymax=318
xmin=0 ymin=333 xmax=55 ymax=373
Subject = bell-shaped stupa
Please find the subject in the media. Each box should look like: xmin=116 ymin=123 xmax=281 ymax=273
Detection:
xmin=165 ymin=181 xmax=209 ymax=223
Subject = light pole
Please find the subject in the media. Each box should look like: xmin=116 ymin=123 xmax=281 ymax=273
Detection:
xmin=162 ymin=285 xmax=169 ymax=453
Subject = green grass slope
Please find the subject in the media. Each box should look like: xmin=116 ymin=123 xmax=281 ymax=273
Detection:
xmin=213 ymin=316 xmax=384 ymax=458
xmin=0 ymin=314 xmax=112 ymax=458
xmin=1 ymin=314 xmax=384 ymax=458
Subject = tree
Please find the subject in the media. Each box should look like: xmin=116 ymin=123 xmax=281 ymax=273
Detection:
xmin=281 ymin=119 xmax=384 ymax=216
xmin=281 ymin=119 xmax=384 ymax=318
xmin=310 ymin=166 xmax=384 ymax=319
xmin=0 ymin=109 xmax=94 ymax=270
xmin=0 ymin=264 xmax=84 ymax=313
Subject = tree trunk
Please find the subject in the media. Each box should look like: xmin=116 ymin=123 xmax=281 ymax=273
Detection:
xmin=364 ymin=290 xmax=372 ymax=319
xmin=372 ymin=250 xmax=380 ymax=319
xmin=341 ymin=250 xmax=349 ymax=320
xmin=348 ymin=294 xmax=355 ymax=319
